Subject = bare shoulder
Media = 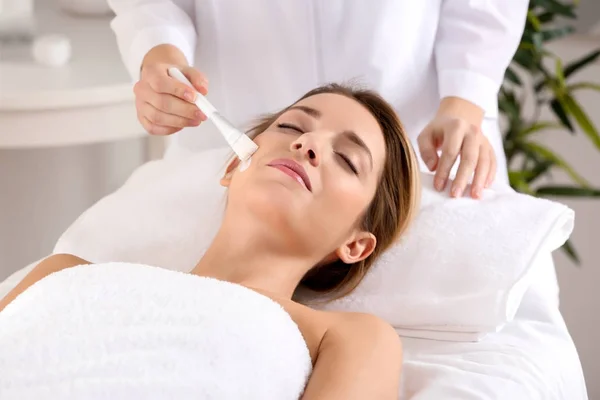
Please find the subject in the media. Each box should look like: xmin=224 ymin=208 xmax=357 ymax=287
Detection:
xmin=273 ymin=298 xmax=331 ymax=363
xmin=300 ymin=311 xmax=403 ymax=399
xmin=0 ymin=254 xmax=91 ymax=312
xmin=327 ymin=311 xmax=403 ymax=356
xmin=38 ymin=253 xmax=91 ymax=270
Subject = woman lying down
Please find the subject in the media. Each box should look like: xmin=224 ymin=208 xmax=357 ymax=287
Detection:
xmin=0 ymin=84 xmax=420 ymax=399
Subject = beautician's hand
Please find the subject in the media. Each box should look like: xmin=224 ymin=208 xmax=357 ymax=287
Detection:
xmin=418 ymin=97 xmax=496 ymax=199
xmin=135 ymin=44 xmax=209 ymax=136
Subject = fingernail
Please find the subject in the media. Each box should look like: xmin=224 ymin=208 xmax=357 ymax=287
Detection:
xmin=195 ymin=110 xmax=204 ymax=119
xmin=434 ymin=178 xmax=445 ymax=191
xmin=451 ymin=187 xmax=463 ymax=198
xmin=184 ymin=91 xmax=195 ymax=102
xmin=473 ymin=186 xmax=482 ymax=198
xmin=425 ymin=159 xmax=435 ymax=170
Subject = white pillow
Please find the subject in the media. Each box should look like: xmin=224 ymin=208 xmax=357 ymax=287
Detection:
xmin=53 ymin=147 xmax=574 ymax=341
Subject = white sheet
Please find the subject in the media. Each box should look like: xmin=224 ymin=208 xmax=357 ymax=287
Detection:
xmin=0 ymin=254 xmax=587 ymax=399
xmin=400 ymin=253 xmax=587 ymax=399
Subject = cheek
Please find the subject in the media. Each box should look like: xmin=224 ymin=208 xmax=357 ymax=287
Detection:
xmin=321 ymin=179 xmax=373 ymax=223
xmin=252 ymin=130 xmax=282 ymax=148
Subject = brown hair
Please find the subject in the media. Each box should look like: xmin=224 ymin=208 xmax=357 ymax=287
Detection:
xmin=246 ymin=83 xmax=420 ymax=298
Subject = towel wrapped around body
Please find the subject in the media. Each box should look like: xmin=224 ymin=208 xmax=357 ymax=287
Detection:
xmin=0 ymin=263 xmax=313 ymax=400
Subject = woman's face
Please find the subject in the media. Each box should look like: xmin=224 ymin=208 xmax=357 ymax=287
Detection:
xmin=222 ymin=93 xmax=388 ymax=263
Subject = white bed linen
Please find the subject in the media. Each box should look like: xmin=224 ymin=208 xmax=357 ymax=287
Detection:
xmin=0 ymin=254 xmax=587 ymax=399
xmin=400 ymin=252 xmax=587 ymax=399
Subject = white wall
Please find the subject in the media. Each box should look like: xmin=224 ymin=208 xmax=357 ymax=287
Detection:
xmin=575 ymin=0 xmax=600 ymax=33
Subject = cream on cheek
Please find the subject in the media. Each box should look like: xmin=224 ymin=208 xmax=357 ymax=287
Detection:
xmin=238 ymin=157 xmax=251 ymax=172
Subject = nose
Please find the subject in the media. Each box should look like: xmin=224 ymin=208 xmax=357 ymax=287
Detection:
xmin=290 ymin=135 xmax=319 ymax=167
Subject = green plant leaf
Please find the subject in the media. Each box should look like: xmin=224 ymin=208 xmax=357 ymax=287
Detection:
xmin=508 ymin=160 xmax=555 ymax=185
xmin=555 ymin=57 xmax=566 ymax=89
xmin=567 ymin=82 xmax=600 ymax=92
xmin=509 ymin=170 xmax=533 ymax=182
xmin=504 ymin=67 xmax=522 ymax=85
xmin=520 ymin=122 xmax=563 ymax=137
xmin=526 ymin=160 xmax=555 ymax=183
xmin=562 ymin=240 xmax=580 ymax=265
xmin=521 ymin=141 xmax=590 ymax=187
xmin=550 ymin=98 xmax=574 ymax=132
xmin=541 ymin=26 xmax=575 ymax=42
xmin=498 ymin=90 xmax=521 ymax=122
xmin=533 ymin=0 xmax=576 ymax=18
xmin=564 ymin=50 xmax=600 ymax=79
xmin=534 ymin=58 xmax=562 ymax=93
xmin=534 ymin=77 xmax=551 ymax=93
xmin=527 ymin=10 xmax=542 ymax=31
xmin=508 ymin=172 xmax=535 ymax=195
xmin=532 ymin=32 xmax=544 ymax=51
xmin=537 ymin=11 xmax=555 ymax=23
xmin=561 ymin=94 xmax=600 ymax=149
xmin=513 ymin=48 xmax=537 ymax=70
xmin=536 ymin=185 xmax=600 ymax=196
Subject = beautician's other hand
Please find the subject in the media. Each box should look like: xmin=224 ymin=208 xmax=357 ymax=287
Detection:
xmin=418 ymin=97 xmax=496 ymax=199
xmin=135 ymin=45 xmax=209 ymax=136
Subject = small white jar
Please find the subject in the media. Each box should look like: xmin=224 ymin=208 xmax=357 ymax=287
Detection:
xmin=32 ymin=34 xmax=72 ymax=67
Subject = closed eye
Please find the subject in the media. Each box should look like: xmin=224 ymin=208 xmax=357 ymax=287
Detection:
xmin=278 ymin=122 xmax=358 ymax=175
xmin=277 ymin=123 xmax=304 ymax=134
xmin=335 ymin=152 xmax=358 ymax=175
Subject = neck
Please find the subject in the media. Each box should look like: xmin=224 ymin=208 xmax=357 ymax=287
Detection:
xmin=191 ymin=215 xmax=318 ymax=299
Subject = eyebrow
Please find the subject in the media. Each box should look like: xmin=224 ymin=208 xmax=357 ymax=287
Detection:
xmin=288 ymin=105 xmax=322 ymax=118
xmin=287 ymin=105 xmax=374 ymax=170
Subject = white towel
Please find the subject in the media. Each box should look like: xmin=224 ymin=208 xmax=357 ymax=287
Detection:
xmin=0 ymin=263 xmax=312 ymax=400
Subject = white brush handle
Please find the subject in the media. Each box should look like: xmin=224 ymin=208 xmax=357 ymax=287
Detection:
xmin=167 ymin=67 xmax=258 ymax=161
xmin=167 ymin=67 xmax=217 ymax=117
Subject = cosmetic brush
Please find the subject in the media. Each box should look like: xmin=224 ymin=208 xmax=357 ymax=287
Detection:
xmin=167 ymin=67 xmax=258 ymax=162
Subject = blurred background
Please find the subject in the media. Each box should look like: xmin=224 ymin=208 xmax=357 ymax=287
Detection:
xmin=0 ymin=0 xmax=598 ymax=396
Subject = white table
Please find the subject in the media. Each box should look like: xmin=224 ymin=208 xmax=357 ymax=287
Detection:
xmin=0 ymin=0 xmax=144 ymax=149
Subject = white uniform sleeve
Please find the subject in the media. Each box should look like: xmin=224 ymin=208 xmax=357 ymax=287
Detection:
xmin=108 ymin=0 xmax=197 ymax=81
xmin=435 ymin=0 xmax=528 ymax=118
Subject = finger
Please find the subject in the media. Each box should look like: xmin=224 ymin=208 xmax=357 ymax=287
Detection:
xmin=140 ymin=101 xmax=201 ymax=129
xmin=140 ymin=115 xmax=180 ymax=136
xmin=450 ymin=133 xmax=479 ymax=197
xmin=486 ymin=147 xmax=497 ymax=188
xmin=139 ymin=82 xmax=206 ymax=121
xmin=146 ymin=69 xmax=198 ymax=103
xmin=417 ymin=126 xmax=439 ymax=171
xmin=434 ymin=125 xmax=464 ymax=191
xmin=181 ymin=66 xmax=209 ymax=95
xmin=470 ymin=144 xmax=491 ymax=199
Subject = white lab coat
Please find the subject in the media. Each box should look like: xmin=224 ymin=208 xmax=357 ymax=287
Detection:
xmin=108 ymin=0 xmax=528 ymax=180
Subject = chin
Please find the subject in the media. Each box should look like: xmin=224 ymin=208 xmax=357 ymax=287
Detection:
xmin=233 ymin=184 xmax=305 ymax=239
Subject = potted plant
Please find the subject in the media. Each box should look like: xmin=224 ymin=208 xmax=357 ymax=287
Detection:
xmin=500 ymin=0 xmax=600 ymax=263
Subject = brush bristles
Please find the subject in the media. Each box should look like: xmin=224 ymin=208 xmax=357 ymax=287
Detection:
xmin=232 ymin=134 xmax=259 ymax=162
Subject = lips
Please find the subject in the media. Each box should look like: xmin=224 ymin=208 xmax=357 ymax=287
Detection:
xmin=267 ymin=158 xmax=312 ymax=192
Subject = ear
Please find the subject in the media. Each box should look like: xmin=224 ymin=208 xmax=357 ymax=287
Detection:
xmin=335 ymin=230 xmax=377 ymax=265
xmin=220 ymin=157 xmax=240 ymax=187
